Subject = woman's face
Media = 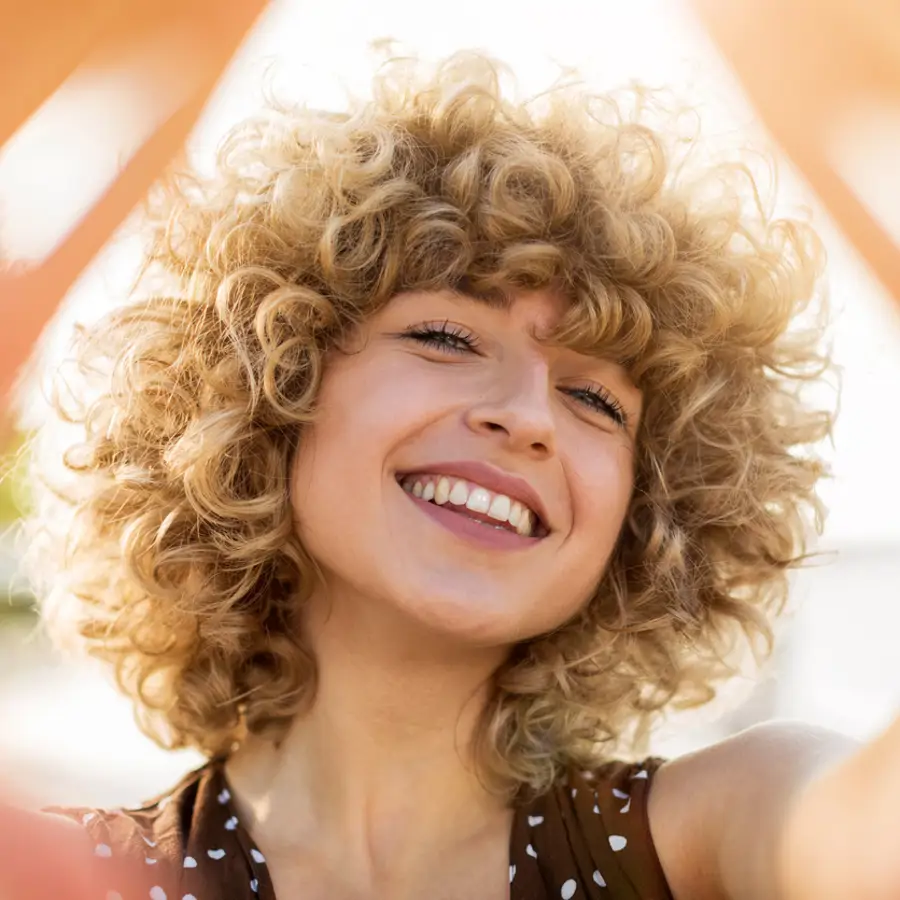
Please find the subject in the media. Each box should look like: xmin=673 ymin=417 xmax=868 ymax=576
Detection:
xmin=290 ymin=289 xmax=642 ymax=646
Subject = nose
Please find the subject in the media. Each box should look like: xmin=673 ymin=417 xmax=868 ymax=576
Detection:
xmin=464 ymin=363 xmax=557 ymax=458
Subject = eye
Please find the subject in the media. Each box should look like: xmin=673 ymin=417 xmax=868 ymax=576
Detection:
xmin=400 ymin=320 xmax=481 ymax=355
xmin=561 ymin=385 xmax=627 ymax=427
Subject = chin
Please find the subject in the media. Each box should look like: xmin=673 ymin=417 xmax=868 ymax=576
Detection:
xmin=385 ymin=569 xmax=572 ymax=648
xmin=412 ymin=602 xmax=525 ymax=647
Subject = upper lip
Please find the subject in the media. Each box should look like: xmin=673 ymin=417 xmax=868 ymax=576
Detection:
xmin=396 ymin=460 xmax=552 ymax=531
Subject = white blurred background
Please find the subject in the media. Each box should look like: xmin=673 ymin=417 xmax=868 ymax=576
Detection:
xmin=1 ymin=0 xmax=899 ymax=809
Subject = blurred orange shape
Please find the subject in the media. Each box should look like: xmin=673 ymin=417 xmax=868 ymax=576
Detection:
xmin=0 ymin=799 xmax=146 ymax=900
xmin=0 ymin=0 xmax=271 ymax=427
xmin=691 ymin=0 xmax=900 ymax=305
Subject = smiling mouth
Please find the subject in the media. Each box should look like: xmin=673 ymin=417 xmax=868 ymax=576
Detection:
xmin=396 ymin=473 xmax=548 ymax=539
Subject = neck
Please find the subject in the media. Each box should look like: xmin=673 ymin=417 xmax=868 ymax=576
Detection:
xmin=225 ymin=585 xmax=514 ymax=889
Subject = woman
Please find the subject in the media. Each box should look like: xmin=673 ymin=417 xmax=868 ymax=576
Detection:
xmin=14 ymin=51 xmax=889 ymax=900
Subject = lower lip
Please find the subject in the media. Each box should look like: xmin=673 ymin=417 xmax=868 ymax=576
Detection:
xmin=401 ymin=489 xmax=542 ymax=551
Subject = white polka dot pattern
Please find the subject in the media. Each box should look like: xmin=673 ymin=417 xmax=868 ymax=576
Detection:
xmin=507 ymin=759 xmax=673 ymax=897
xmin=43 ymin=756 xmax=673 ymax=900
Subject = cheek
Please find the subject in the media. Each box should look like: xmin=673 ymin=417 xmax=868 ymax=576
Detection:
xmin=287 ymin=361 xmax=425 ymax=543
xmin=312 ymin=355 xmax=438 ymax=454
xmin=289 ymin=423 xmax=379 ymax=585
xmin=583 ymin=440 xmax=635 ymax=507
xmin=568 ymin=446 xmax=635 ymax=565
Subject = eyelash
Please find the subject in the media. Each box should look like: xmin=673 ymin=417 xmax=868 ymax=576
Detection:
xmin=400 ymin=321 xmax=628 ymax=427
xmin=402 ymin=321 xmax=479 ymax=354
xmin=564 ymin=385 xmax=627 ymax=427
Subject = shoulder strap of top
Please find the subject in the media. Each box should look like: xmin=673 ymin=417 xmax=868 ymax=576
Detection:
xmin=585 ymin=758 xmax=672 ymax=899
xmin=511 ymin=757 xmax=673 ymax=900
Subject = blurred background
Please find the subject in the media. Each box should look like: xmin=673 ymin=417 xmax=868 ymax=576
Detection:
xmin=1 ymin=0 xmax=900 ymax=809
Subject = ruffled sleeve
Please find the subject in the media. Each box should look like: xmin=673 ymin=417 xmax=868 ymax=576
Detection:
xmin=41 ymin=763 xmax=270 ymax=900
xmin=41 ymin=801 xmax=182 ymax=899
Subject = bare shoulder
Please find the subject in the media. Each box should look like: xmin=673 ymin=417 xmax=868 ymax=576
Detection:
xmin=647 ymin=721 xmax=857 ymax=900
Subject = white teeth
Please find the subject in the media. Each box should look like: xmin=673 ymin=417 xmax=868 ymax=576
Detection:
xmin=487 ymin=494 xmax=511 ymax=521
xmin=434 ymin=477 xmax=451 ymax=505
xmin=516 ymin=508 xmax=533 ymax=536
xmin=465 ymin=487 xmax=491 ymax=514
xmin=448 ymin=479 xmax=469 ymax=506
xmin=401 ymin=474 xmax=542 ymax=537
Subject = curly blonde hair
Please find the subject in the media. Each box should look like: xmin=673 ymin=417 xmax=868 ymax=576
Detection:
xmin=23 ymin=50 xmax=832 ymax=801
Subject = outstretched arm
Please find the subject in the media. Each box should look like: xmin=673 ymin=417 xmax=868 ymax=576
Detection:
xmin=648 ymin=720 xmax=858 ymax=899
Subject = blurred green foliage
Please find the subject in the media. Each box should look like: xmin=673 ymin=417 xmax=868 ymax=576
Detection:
xmin=0 ymin=430 xmax=35 ymax=617
xmin=0 ymin=430 xmax=30 ymax=523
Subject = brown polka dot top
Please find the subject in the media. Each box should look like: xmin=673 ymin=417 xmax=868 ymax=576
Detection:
xmin=46 ymin=758 xmax=673 ymax=899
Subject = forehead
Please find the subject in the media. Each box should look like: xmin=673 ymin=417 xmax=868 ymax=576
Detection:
xmin=497 ymin=289 xmax=571 ymax=339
